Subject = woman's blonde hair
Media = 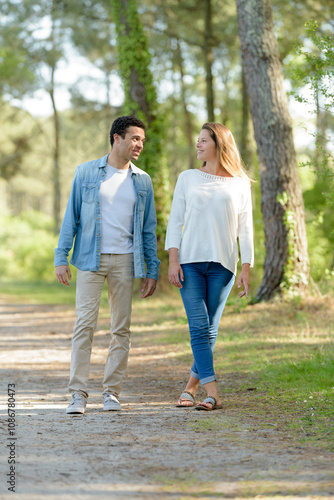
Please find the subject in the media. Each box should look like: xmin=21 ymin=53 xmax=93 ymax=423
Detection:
xmin=201 ymin=122 xmax=252 ymax=183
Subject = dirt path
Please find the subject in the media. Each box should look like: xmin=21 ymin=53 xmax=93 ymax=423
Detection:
xmin=0 ymin=302 xmax=333 ymax=499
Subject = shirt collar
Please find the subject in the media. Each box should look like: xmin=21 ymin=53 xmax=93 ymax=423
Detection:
xmin=129 ymin=162 xmax=141 ymax=175
xmin=98 ymin=154 xmax=109 ymax=168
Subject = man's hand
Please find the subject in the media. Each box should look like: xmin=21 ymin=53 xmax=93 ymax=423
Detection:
xmin=237 ymin=263 xmax=251 ymax=298
xmin=141 ymin=278 xmax=157 ymax=298
xmin=55 ymin=265 xmax=72 ymax=287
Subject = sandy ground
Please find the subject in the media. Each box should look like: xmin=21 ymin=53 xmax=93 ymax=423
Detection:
xmin=0 ymin=301 xmax=334 ymax=500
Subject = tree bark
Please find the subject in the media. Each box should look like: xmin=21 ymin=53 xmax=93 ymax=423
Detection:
xmin=113 ymin=0 xmax=171 ymax=269
xmin=175 ymin=39 xmax=195 ymax=169
xmin=236 ymin=0 xmax=309 ymax=300
xmin=50 ymin=85 xmax=60 ymax=235
xmin=203 ymin=0 xmax=215 ymax=122
xmin=49 ymin=14 xmax=60 ymax=235
xmin=118 ymin=0 xmax=153 ymax=124
xmin=240 ymin=67 xmax=253 ymax=169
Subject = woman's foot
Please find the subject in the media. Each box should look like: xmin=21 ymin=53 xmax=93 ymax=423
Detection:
xmin=176 ymin=390 xmax=196 ymax=407
xmin=195 ymin=396 xmax=222 ymax=411
xmin=176 ymin=375 xmax=200 ymax=407
xmin=197 ymin=381 xmax=222 ymax=409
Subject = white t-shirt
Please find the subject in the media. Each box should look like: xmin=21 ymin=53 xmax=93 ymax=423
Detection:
xmin=165 ymin=169 xmax=254 ymax=275
xmin=99 ymin=164 xmax=136 ymax=254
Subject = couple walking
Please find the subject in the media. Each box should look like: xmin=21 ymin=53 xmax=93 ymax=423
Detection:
xmin=55 ymin=115 xmax=253 ymax=415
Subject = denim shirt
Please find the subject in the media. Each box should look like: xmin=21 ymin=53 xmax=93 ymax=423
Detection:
xmin=54 ymin=154 xmax=160 ymax=281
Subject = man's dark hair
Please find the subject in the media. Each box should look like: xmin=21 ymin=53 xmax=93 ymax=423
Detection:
xmin=109 ymin=115 xmax=146 ymax=147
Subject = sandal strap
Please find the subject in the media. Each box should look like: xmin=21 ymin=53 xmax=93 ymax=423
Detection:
xmin=179 ymin=391 xmax=195 ymax=403
xmin=202 ymin=396 xmax=216 ymax=407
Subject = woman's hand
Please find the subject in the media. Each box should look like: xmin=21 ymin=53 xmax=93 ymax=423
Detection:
xmin=168 ymin=261 xmax=184 ymax=288
xmin=237 ymin=263 xmax=251 ymax=298
xmin=168 ymin=248 xmax=183 ymax=288
xmin=168 ymin=248 xmax=184 ymax=288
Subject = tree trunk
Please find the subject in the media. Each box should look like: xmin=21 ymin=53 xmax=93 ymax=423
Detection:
xmin=175 ymin=39 xmax=195 ymax=169
xmin=315 ymin=86 xmax=328 ymax=169
xmin=203 ymin=0 xmax=215 ymax=122
xmin=49 ymin=16 xmax=60 ymax=235
xmin=117 ymin=0 xmax=153 ymax=125
xmin=50 ymin=86 xmax=60 ymax=235
xmin=236 ymin=0 xmax=309 ymax=300
xmin=240 ymin=67 xmax=253 ymax=170
xmin=112 ymin=0 xmax=171 ymax=270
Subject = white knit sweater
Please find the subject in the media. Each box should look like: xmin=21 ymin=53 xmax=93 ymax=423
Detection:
xmin=165 ymin=169 xmax=254 ymax=275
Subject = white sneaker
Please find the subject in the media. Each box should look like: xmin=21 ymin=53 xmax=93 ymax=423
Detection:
xmin=103 ymin=394 xmax=121 ymax=411
xmin=66 ymin=393 xmax=86 ymax=414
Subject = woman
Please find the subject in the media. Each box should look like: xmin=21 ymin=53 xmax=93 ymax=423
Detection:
xmin=165 ymin=122 xmax=254 ymax=411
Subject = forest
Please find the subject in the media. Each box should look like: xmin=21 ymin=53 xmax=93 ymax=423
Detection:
xmin=0 ymin=0 xmax=333 ymax=301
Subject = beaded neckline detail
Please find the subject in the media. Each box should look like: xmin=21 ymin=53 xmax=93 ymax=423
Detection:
xmin=195 ymin=169 xmax=236 ymax=181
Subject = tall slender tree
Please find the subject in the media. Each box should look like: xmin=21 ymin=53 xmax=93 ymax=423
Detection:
xmin=174 ymin=39 xmax=195 ymax=170
xmin=203 ymin=0 xmax=215 ymax=121
xmin=48 ymin=4 xmax=61 ymax=234
xmin=236 ymin=0 xmax=309 ymax=300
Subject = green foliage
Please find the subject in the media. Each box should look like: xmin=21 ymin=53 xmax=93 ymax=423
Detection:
xmin=0 ymin=47 xmax=35 ymax=97
xmin=291 ymin=20 xmax=334 ymax=111
xmin=305 ymin=213 xmax=332 ymax=282
xmin=303 ymin=173 xmax=334 ymax=282
xmin=288 ymin=20 xmax=334 ymax=279
xmin=0 ymin=103 xmax=37 ymax=180
xmin=290 ymin=20 xmax=334 ymax=205
xmin=0 ymin=212 xmax=58 ymax=282
xmin=0 ymin=1 xmax=36 ymax=99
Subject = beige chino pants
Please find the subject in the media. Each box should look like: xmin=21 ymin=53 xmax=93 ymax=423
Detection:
xmin=68 ymin=253 xmax=134 ymax=399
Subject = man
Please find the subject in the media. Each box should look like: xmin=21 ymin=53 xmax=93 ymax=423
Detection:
xmin=55 ymin=115 xmax=160 ymax=415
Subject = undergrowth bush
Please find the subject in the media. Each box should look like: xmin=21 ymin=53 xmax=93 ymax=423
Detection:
xmin=0 ymin=211 xmax=58 ymax=282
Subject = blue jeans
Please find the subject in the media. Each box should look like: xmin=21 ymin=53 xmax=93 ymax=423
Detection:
xmin=180 ymin=262 xmax=235 ymax=385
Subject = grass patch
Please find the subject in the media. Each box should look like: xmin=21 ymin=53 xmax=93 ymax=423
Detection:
xmin=0 ymin=280 xmax=123 ymax=307
xmin=252 ymin=351 xmax=334 ymax=449
xmin=0 ymin=281 xmax=77 ymax=305
xmin=213 ymin=297 xmax=334 ymax=450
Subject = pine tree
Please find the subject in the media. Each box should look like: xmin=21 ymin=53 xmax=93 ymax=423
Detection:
xmin=236 ymin=0 xmax=310 ymax=300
